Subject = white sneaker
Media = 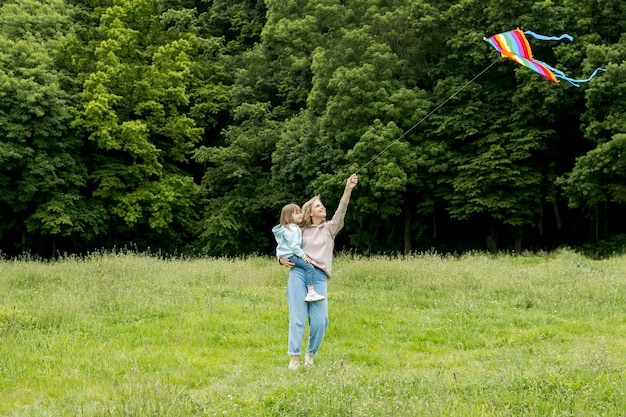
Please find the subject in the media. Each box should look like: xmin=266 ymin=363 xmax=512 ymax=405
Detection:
xmin=304 ymin=353 xmax=314 ymax=367
xmin=304 ymin=291 xmax=325 ymax=302
xmin=288 ymin=361 xmax=300 ymax=370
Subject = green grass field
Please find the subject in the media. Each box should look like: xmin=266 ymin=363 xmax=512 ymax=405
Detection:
xmin=1 ymin=250 xmax=625 ymax=416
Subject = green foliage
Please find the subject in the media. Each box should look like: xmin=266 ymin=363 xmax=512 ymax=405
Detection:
xmin=198 ymin=0 xmax=266 ymax=53
xmin=0 ymin=0 xmax=90 ymax=248
xmin=558 ymin=134 xmax=626 ymax=208
xmin=193 ymin=0 xmax=626 ymax=255
xmin=194 ymin=102 xmax=283 ymax=255
xmin=70 ymin=0 xmax=204 ymax=237
xmin=580 ymin=36 xmax=626 ymax=143
xmin=577 ymin=233 xmax=626 ymax=259
xmin=2 ymin=0 xmax=626 ymax=256
xmin=559 ymin=34 xmax=626 ymax=212
xmin=265 ymin=1 xmax=436 ymax=253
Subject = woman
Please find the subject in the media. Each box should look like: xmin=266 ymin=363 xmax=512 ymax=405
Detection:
xmin=279 ymin=173 xmax=358 ymax=369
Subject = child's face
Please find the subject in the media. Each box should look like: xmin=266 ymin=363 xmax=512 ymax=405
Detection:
xmin=291 ymin=210 xmax=303 ymax=223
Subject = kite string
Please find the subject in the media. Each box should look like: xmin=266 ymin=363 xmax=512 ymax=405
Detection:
xmin=354 ymin=58 xmax=501 ymax=175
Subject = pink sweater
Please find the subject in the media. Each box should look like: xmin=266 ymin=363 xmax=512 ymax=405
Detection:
xmin=300 ymin=200 xmax=348 ymax=278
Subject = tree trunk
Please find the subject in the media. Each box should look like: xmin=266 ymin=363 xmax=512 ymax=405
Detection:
xmin=486 ymin=225 xmax=498 ymax=254
xmin=603 ymin=201 xmax=608 ymax=238
xmin=387 ymin=221 xmax=396 ymax=242
xmin=403 ymin=208 xmax=412 ymax=255
xmin=551 ymin=182 xmax=562 ymax=231
xmin=107 ymin=222 xmax=113 ymax=250
xmin=587 ymin=204 xmax=598 ymax=243
xmin=595 ymin=204 xmax=599 ymax=242
xmin=537 ymin=204 xmax=544 ymax=236
xmin=514 ymin=225 xmax=523 ymax=253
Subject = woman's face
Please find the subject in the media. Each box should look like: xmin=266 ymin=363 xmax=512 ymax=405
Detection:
xmin=310 ymin=199 xmax=326 ymax=221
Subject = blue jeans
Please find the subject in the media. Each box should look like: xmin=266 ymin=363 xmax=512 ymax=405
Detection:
xmin=288 ymin=255 xmax=315 ymax=287
xmin=286 ymin=266 xmax=328 ymax=356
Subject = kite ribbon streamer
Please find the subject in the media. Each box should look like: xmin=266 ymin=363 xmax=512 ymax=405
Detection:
xmin=484 ymin=28 xmax=606 ymax=87
xmin=523 ymin=31 xmax=573 ymax=42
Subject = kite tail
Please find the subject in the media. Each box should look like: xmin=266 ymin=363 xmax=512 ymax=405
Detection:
xmin=524 ymin=30 xmax=573 ymax=42
xmin=534 ymin=59 xmax=607 ymax=87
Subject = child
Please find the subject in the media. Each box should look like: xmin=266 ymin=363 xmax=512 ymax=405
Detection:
xmin=272 ymin=203 xmax=325 ymax=302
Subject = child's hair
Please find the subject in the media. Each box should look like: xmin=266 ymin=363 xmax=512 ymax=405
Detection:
xmin=300 ymin=195 xmax=322 ymax=229
xmin=279 ymin=203 xmax=302 ymax=228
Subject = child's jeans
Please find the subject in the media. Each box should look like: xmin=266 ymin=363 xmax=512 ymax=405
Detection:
xmin=288 ymin=255 xmax=315 ymax=287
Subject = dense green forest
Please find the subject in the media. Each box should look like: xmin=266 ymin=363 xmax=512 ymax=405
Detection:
xmin=1 ymin=0 xmax=625 ymax=258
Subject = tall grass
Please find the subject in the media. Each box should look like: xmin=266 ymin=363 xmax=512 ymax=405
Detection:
xmin=1 ymin=250 xmax=625 ymax=416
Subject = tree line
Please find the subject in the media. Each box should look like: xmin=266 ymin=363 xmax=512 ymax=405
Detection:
xmin=1 ymin=0 xmax=625 ymax=258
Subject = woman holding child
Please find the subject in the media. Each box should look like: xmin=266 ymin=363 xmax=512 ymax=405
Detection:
xmin=278 ymin=174 xmax=358 ymax=369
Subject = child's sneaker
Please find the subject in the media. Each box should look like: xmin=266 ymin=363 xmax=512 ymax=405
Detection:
xmin=305 ymin=291 xmax=325 ymax=302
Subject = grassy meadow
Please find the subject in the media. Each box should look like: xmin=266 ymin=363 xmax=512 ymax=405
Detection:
xmin=0 ymin=250 xmax=625 ymax=416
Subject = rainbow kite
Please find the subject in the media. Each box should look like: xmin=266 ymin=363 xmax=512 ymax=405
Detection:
xmin=484 ymin=28 xmax=606 ymax=87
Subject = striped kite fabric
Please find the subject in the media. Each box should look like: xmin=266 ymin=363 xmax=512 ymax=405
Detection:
xmin=484 ymin=28 xmax=605 ymax=87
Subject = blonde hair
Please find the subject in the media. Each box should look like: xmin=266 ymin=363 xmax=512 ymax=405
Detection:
xmin=279 ymin=203 xmax=301 ymax=229
xmin=300 ymin=195 xmax=322 ymax=228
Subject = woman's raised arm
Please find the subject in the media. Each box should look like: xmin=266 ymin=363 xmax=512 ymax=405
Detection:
xmin=340 ymin=174 xmax=358 ymax=204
